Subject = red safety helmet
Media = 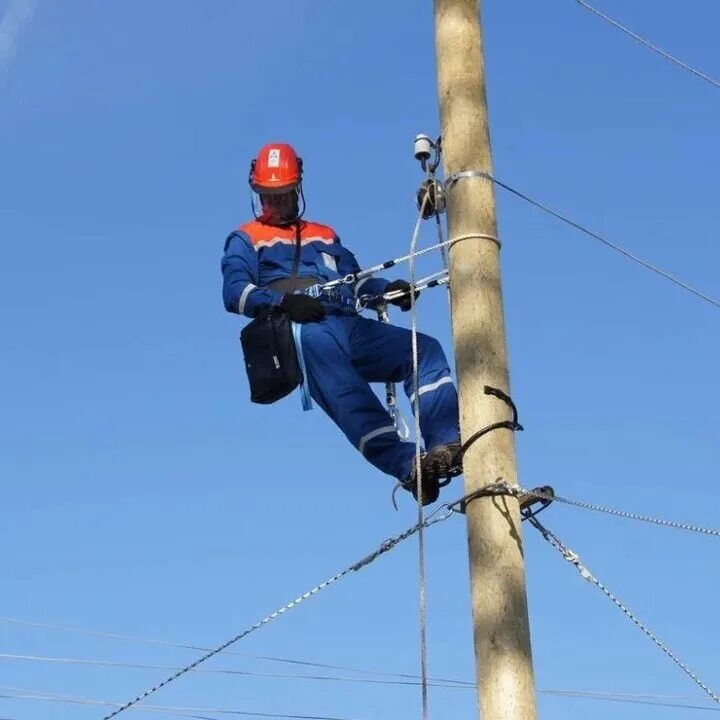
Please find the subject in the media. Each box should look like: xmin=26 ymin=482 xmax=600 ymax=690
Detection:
xmin=249 ymin=143 xmax=303 ymax=195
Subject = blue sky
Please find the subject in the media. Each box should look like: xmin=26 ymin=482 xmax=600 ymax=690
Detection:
xmin=1 ymin=1 xmax=719 ymax=718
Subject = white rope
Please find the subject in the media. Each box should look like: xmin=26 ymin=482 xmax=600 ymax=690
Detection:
xmin=375 ymin=270 xmax=449 ymax=305
xmin=408 ymin=195 xmax=430 ymax=720
xmin=322 ymin=234 xmax=496 ymax=293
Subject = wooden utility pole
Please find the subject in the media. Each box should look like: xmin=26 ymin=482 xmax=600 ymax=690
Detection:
xmin=434 ymin=1 xmax=538 ymax=719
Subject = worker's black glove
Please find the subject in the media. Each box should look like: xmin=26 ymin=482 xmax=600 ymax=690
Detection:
xmin=280 ymin=293 xmax=326 ymax=323
xmin=385 ymin=279 xmax=419 ymax=312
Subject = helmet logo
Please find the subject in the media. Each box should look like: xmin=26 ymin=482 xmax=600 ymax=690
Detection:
xmin=267 ymin=148 xmax=281 ymax=167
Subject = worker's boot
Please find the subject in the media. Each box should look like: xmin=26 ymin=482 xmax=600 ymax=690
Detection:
xmin=398 ymin=443 xmax=463 ymax=507
xmin=424 ymin=442 xmax=463 ymax=482
xmin=401 ymin=454 xmax=441 ymax=506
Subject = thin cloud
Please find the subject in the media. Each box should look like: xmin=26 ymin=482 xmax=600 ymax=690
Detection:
xmin=0 ymin=0 xmax=36 ymax=77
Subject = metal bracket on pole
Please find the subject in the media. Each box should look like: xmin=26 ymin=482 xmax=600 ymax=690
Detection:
xmin=451 ymin=482 xmax=555 ymax=518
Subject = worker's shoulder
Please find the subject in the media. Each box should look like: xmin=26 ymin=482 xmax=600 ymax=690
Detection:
xmin=235 ymin=219 xmax=270 ymax=240
xmin=302 ymin=219 xmax=337 ymax=237
xmin=222 ymin=221 xmax=254 ymax=253
xmin=225 ymin=220 xmax=282 ymax=250
xmin=230 ymin=218 xmax=340 ymax=247
xmin=301 ymin=219 xmax=340 ymax=244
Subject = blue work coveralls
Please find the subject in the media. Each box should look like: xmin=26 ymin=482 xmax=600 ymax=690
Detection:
xmin=221 ymin=217 xmax=460 ymax=482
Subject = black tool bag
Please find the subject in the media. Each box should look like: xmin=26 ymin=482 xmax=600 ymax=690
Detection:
xmin=240 ymin=306 xmax=302 ymax=404
xmin=239 ymin=221 xmax=304 ymax=405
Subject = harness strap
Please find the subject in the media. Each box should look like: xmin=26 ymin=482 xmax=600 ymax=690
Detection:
xmin=291 ymin=321 xmax=313 ymax=412
xmin=266 ymin=276 xmax=321 ymax=293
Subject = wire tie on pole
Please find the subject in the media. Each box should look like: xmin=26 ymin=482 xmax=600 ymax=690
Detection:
xmin=448 ymin=480 xmax=518 ymax=515
xmin=448 ymin=232 xmax=501 ymax=250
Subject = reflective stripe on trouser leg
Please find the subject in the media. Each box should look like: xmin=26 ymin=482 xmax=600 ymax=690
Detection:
xmin=414 ymin=375 xmax=459 ymax=450
xmin=403 ymin=333 xmax=460 ymax=451
xmin=299 ymin=316 xmax=416 ymax=480
xmin=358 ymin=425 xmax=397 ymax=455
xmin=347 ymin=317 xmax=460 ymax=458
xmin=409 ymin=375 xmax=454 ymax=405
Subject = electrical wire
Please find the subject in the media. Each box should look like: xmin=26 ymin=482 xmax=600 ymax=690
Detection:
xmin=446 ymin=170 xmax=720 ymax=310
xmin=0 ymin=652 xmax=473 ymax=690
xmin=574 ymin=0 xmax=720 ymax=89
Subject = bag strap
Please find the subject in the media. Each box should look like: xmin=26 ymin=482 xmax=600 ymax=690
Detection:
xmin=289 ymin=222 xmax=314 ymax=412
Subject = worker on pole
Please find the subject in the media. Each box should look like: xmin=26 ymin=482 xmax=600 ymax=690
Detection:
xmin=221 ymin=142 xmax=462 ymax=504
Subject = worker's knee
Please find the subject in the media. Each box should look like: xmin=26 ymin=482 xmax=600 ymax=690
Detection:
xmin=416 ymin=332 xmax=446 ymax=365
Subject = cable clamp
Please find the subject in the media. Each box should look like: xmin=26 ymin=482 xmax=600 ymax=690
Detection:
xmin=518 ymin=485 xmax=555 ymax=521
xmin=416 ymin=178 xmax=447 ymax=220
xmin=444 ymin=170 xmax=492 ymax=188
xmin=563 ymin=549 xmax=593 ymax=582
